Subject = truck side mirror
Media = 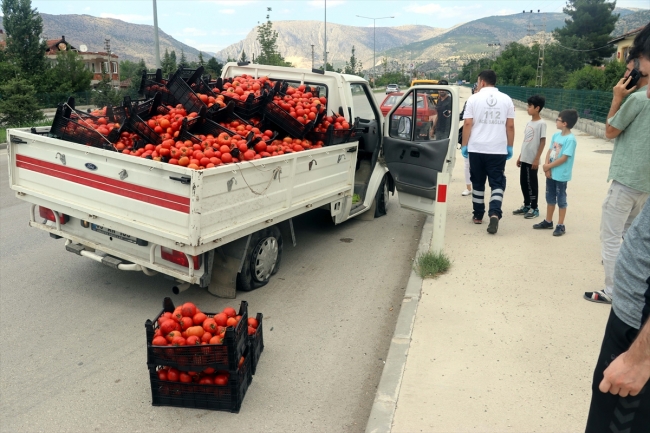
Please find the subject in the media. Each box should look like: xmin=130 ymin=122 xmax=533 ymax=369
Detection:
xmin=397 ymin=116 xmax=412 ymax=139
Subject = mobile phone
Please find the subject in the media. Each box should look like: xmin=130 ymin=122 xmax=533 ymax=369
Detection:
xmin=626 ymin=69 xmax=641 ymax=90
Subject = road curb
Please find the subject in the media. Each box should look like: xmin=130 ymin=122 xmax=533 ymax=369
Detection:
xmin=365 ymin=215 xmax=433 ymax=433
xmin=0 ymin=143 xmax=7 ymax=150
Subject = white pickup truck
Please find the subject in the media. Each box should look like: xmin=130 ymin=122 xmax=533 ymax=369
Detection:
xmin=6 ymin=63 xmax=459 ymax=297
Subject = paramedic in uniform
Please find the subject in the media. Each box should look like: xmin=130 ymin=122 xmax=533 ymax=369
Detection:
xmin=460 ymin=69 xmax=516 ymax=234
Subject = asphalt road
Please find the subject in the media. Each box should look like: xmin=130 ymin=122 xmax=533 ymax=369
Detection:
xmin=0 ymin=143 xmax=425 ymax=432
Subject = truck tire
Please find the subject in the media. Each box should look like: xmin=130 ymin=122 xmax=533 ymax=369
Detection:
xmin=373 ymin=174 xmax=389 ymax=218
xmin=237 ymin=226 xmax=283 ymax=292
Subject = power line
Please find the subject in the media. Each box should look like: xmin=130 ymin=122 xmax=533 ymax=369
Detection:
xmin=553 ymin=42 xmax=615 ymax=52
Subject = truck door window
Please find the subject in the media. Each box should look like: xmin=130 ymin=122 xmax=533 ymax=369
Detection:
xmin=390 ymin=89 xmax=451 ymax=142
xmin=349 ymin=83 xmax=377 ymax=121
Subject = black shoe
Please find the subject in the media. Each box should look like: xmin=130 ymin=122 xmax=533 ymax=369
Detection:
xmin=533 ymin=220 xmax=553 ymax=229
xmin=553 ymin=224 xmax=566 ymax=236
xmin=472 ymin=217 xmax=483 ymax=224
xmin=487 ymin=216 xmax=499 ymax=234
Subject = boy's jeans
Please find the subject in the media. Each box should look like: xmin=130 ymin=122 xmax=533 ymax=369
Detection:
xmin=469 ymin=152 xmax=507 ymax=220
xmin=545 ymin=178 xmax=568 ymax=208
xmin=600 ymin=181 xmax=648 ymax=297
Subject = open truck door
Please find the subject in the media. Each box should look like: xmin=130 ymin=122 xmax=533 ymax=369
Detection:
xmin=382 ymin=85 xmax=459 ymax=215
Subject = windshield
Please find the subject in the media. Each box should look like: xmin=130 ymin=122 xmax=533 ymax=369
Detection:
xmin=383 ymin=95 xmax=401 ymax=107
xmin=400 ymin=95 xmax=425 ymax=108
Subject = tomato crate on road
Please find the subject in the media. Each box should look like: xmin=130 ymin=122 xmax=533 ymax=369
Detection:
xmin=148 ymin=347 xmax=253 ymax=413
xmin=248 ymin=312 xmax=264 ymax=375
xmin=145 ymin=298 xmax=248 ymax=372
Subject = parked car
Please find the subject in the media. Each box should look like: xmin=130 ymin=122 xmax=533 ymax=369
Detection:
xmin=385 ymin=84 xmax=399 ymax=94
xmin=380 ymin=92 xmax=404 ymax=117
xmin=386 ymin=91 xmax=437 ymax=139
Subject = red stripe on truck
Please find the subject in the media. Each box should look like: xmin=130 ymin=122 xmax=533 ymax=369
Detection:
xmin=16 ymin=154 xmax=190 ymax=213
xmin=437 ymin=184 xmax=447 ymax=203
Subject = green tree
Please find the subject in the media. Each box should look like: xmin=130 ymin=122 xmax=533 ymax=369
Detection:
xmin=179 ymin=48 xmax=187 ymax=67
xmin=1 ymin=0 xmax=48 ymax=82
xmin=170 ymin=50 xmax=177 ymax=70
xmin=92 ymin=73 xmax=123 ymax=107
xmin=344 ymin=46 xmax=363 ymax=77
xmin=256 ymin=14 xmax=291 ymax=67
xmin=553 ymin=0 xmax=618 ymax=66
xmin=44 ymin=48 xmax=93 ymax=93
xmin=564 ymin=65 xmax=607 ymax=90
xmin=239 ymin=50 xmax=248 ymax=63
xmin=0 ymin=77 xmax=44 ymax=125
xmin=602 ymin=59 xmax=627 ymax=90
xmin=0 ymin=47 xmax=20 ymax=83
xmin=382 ymin=57 xmax=388 ymax=76
xmin=198 ymin=51 xmax=205 ymax=66
xmin=205 ymin=57 xmax=223 ymax=77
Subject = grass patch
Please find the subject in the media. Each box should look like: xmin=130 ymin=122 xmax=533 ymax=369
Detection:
xmin=415 ymin=250 xmax=452 ymax=279
xmin=1 ymin=119 xmax=53 ymax=144
xmin=352 ymin=193 xmax=361 ymax=204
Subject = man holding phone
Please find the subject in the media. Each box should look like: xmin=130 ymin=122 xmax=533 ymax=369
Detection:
xmin=584 ymin=56 xmax=650 ymax=305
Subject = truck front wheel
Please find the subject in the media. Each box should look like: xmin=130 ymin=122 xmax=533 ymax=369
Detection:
xmin=237 ymin=226 xmax=283 ymax=291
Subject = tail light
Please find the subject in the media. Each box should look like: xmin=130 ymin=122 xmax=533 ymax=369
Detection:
xmin=161 ymin=247 xmax=200 ymax=269
xmin=39 ymin=206 xmax=69 ymax=224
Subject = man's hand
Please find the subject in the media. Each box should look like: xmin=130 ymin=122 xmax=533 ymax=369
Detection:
xmin=532 ymin=159 xmax=539 ymax=170
xmin=613 ymin=76 xmax=637 ymax=101
xmin=599 ymin=350 xmax=650 ymax=397
xmin=506 ymin=146 xmax=513 ymax=160
xmin=461 ymin=146 xmax=469 ymax=159
xmin=516 ymin=155 xmax=521 ymax=168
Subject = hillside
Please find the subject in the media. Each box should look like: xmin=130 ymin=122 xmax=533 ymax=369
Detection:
xmin=611 ymin=9 xmax=650 ymax=37
xmin=0 ymin=13 xmax=206 ymax=66
xmin=214 ymin=21 xmax=449 ymax=70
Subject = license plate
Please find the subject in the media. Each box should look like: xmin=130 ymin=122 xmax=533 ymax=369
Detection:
xmin=91 ymin=224 xmax=137 ymax=244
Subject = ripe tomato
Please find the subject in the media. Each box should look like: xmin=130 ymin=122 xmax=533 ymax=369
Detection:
xmin=179 ymin=372 xmax=192 ymax=383
xmin=181 ymin=302 xmax=197 ymax=318
xmin=166 ymin=330 xmax=181 ymax=343
xmin=159 ymin=319 xmax=177 ymax=335
xmin=171 ymin=336 xmax=186 ymax=346
xmin=201 ymin=332 xmax=213 ymax=343
xmin=193 ymin=312 xmax=207 ymax=326
xmin=186 ymin=326 xmax=205 ymax=338
xmin=167 ymin=368 xmax=180 ymax=382
xmin=214 ymin=313 xmax=228 ymax=327
xmin=248 ymin=326 xmax=256 ymax=336
xmin=180 ymin=316 xmax=193 ymax=331
xmin=152 ymin=336 xmax=168 ymax=346
xmin=186 ymin=335 xmax=201 ymax=345
xmin=223 ymin=307 xmax=236 ymax=317
xmin=226 ymin=317 xmax=238 ymax=328
xmin=199 ymin=376 xmax=214 ymax=385
xmin=248 ymin=318 xmax=259 ymax=329
xmin=203 ymin=318 xmax=217 ymax=333
xmin=172 ymin=307 xmax=183 ymax=322
xmin=157 ymin=369 xmax=168 ymax=381
xmin=214 ymin=375 xmax=228 ymax=386
xmin=209 ymin=335 xmax=223 ymax=345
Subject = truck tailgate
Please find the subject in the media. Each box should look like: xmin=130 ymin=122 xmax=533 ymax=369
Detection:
xmin=8 ymin=129 xmax=357 ymax=251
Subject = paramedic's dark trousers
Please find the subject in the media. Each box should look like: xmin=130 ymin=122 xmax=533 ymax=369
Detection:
xmin=469 ymin=152 xmax=507 ymax=220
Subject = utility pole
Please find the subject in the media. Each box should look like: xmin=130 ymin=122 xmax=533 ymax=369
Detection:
xmin=311 ymin=44 xmax=315 ymax=69
xmin=152 ymin=0 xmax=161 ymax=69
xmin=324 ymin=0 xmax=327 ymax=70
xmin=523 ymin=9 xmax=546 ymax=87
xmin=104 ymin=38 xmax=112 ymax=87
xmin=356 ymin=15 xmax=394 ymax=83
xmin=487 ymin=42 xmax=501 ymax=60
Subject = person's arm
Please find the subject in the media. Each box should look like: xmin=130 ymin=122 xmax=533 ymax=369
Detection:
xmin=532 ymin=137 xmax=546 ymax=170
xmin=606 ymin=76 xmax=636 ymax=139
xmin=461 ymin=118 xmax=473 ymax=147
xmin=543 ymin=148 xmax=552 ymax=178
xmin=506 ymin=118 xmax=515 ymax=148
xmin=600 ymin=317 xmax=650 ymax=397
xmin=543 ymin=154 xmax=568 ymax=171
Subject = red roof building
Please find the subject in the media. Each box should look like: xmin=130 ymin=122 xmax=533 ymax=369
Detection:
xmin=45 ymin=36 xmax=120 ymax=87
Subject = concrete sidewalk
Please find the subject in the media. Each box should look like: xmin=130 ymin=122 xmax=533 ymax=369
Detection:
xmin=389 ymin=87 xmax=614 ymax=432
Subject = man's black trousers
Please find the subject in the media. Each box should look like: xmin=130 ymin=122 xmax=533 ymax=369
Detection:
xmin=585 ymin=309 xmax=649 ymax=432
xmin=469 ymin=152 xmax=507 ymax=220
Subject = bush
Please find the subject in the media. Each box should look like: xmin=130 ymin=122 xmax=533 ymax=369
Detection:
xmin=564 ymin=65 xmax=606 ymax=91
xmin=0 ymin=78 xmax=44 ymax=126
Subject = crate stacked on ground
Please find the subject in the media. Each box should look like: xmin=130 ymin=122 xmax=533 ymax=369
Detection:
xmin=145 ymin=297 xmax=253 ymax=412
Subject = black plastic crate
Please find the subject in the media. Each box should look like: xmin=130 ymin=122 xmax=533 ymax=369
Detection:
xmin=189 ymin=116 xmax=236 ymax=139
xmin=122 ymin=112 xmax=162 ymax=145
xmin=166 ymin=68 xmax=208 ymax=114
xmin=308 ymin=118 xmax=359 ymax=147
xmin=262 ymin=101 xmax=322 ymax=139
xmin=215 ymin=80 xmax=274 ymax=118
xmin=50 ymin=104 xmax=119 ymax=150
xmin=248 ymin=313 xmax=264 ymax=375
xmin=145 ymin=298 xmax=249 ymax=372
xmin=149 ymin=348 xmax=252 ymax=413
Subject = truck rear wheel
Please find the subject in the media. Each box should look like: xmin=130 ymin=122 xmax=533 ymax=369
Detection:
xmin=237 ymin=226 xmax=283 ymax=292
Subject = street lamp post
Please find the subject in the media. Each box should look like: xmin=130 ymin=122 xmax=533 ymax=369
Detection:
xmin=152 ymin=0 xmax=161 ymax=69
xmin=356 ymin=15 xmax=394 ymax=84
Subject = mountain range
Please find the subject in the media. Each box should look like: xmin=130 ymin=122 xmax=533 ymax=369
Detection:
xmin=1 ymin=8 xmax=648 ymax=71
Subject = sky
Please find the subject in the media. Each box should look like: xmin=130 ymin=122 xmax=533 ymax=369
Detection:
xmin=16 ymin=0 xmax=650 ymax=55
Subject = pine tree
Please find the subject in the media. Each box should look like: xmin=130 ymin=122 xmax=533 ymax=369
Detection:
xmin=170 ymin=50 xmax=178 ymax=71
xmin=553 ymin=0 xmax=618 ymax=66
xmin=256 ymin=14 xmax=291 ymax=67
xmin=198 ymin=51 xmax=205 ymax=66
xmin=206 ymin=57 xmax=223 ymax=77
xmin=1 ymin=0 xmax=48 ymax=81
xmin=179 ymin=48 xmax=187 ymax=67
xmin=239 ymin=50 xmax=248 ymax=63
xmin=161 ymin=48 xmax=171 ymax=75
xmin=344 ymin=46 xmax=363 ymax=76
xmin=0 ymin=78 xmax=44 ymax=125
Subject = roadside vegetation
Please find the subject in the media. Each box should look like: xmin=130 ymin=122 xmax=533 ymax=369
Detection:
xmin=415 ymin=251 xmax=452 ymax=279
